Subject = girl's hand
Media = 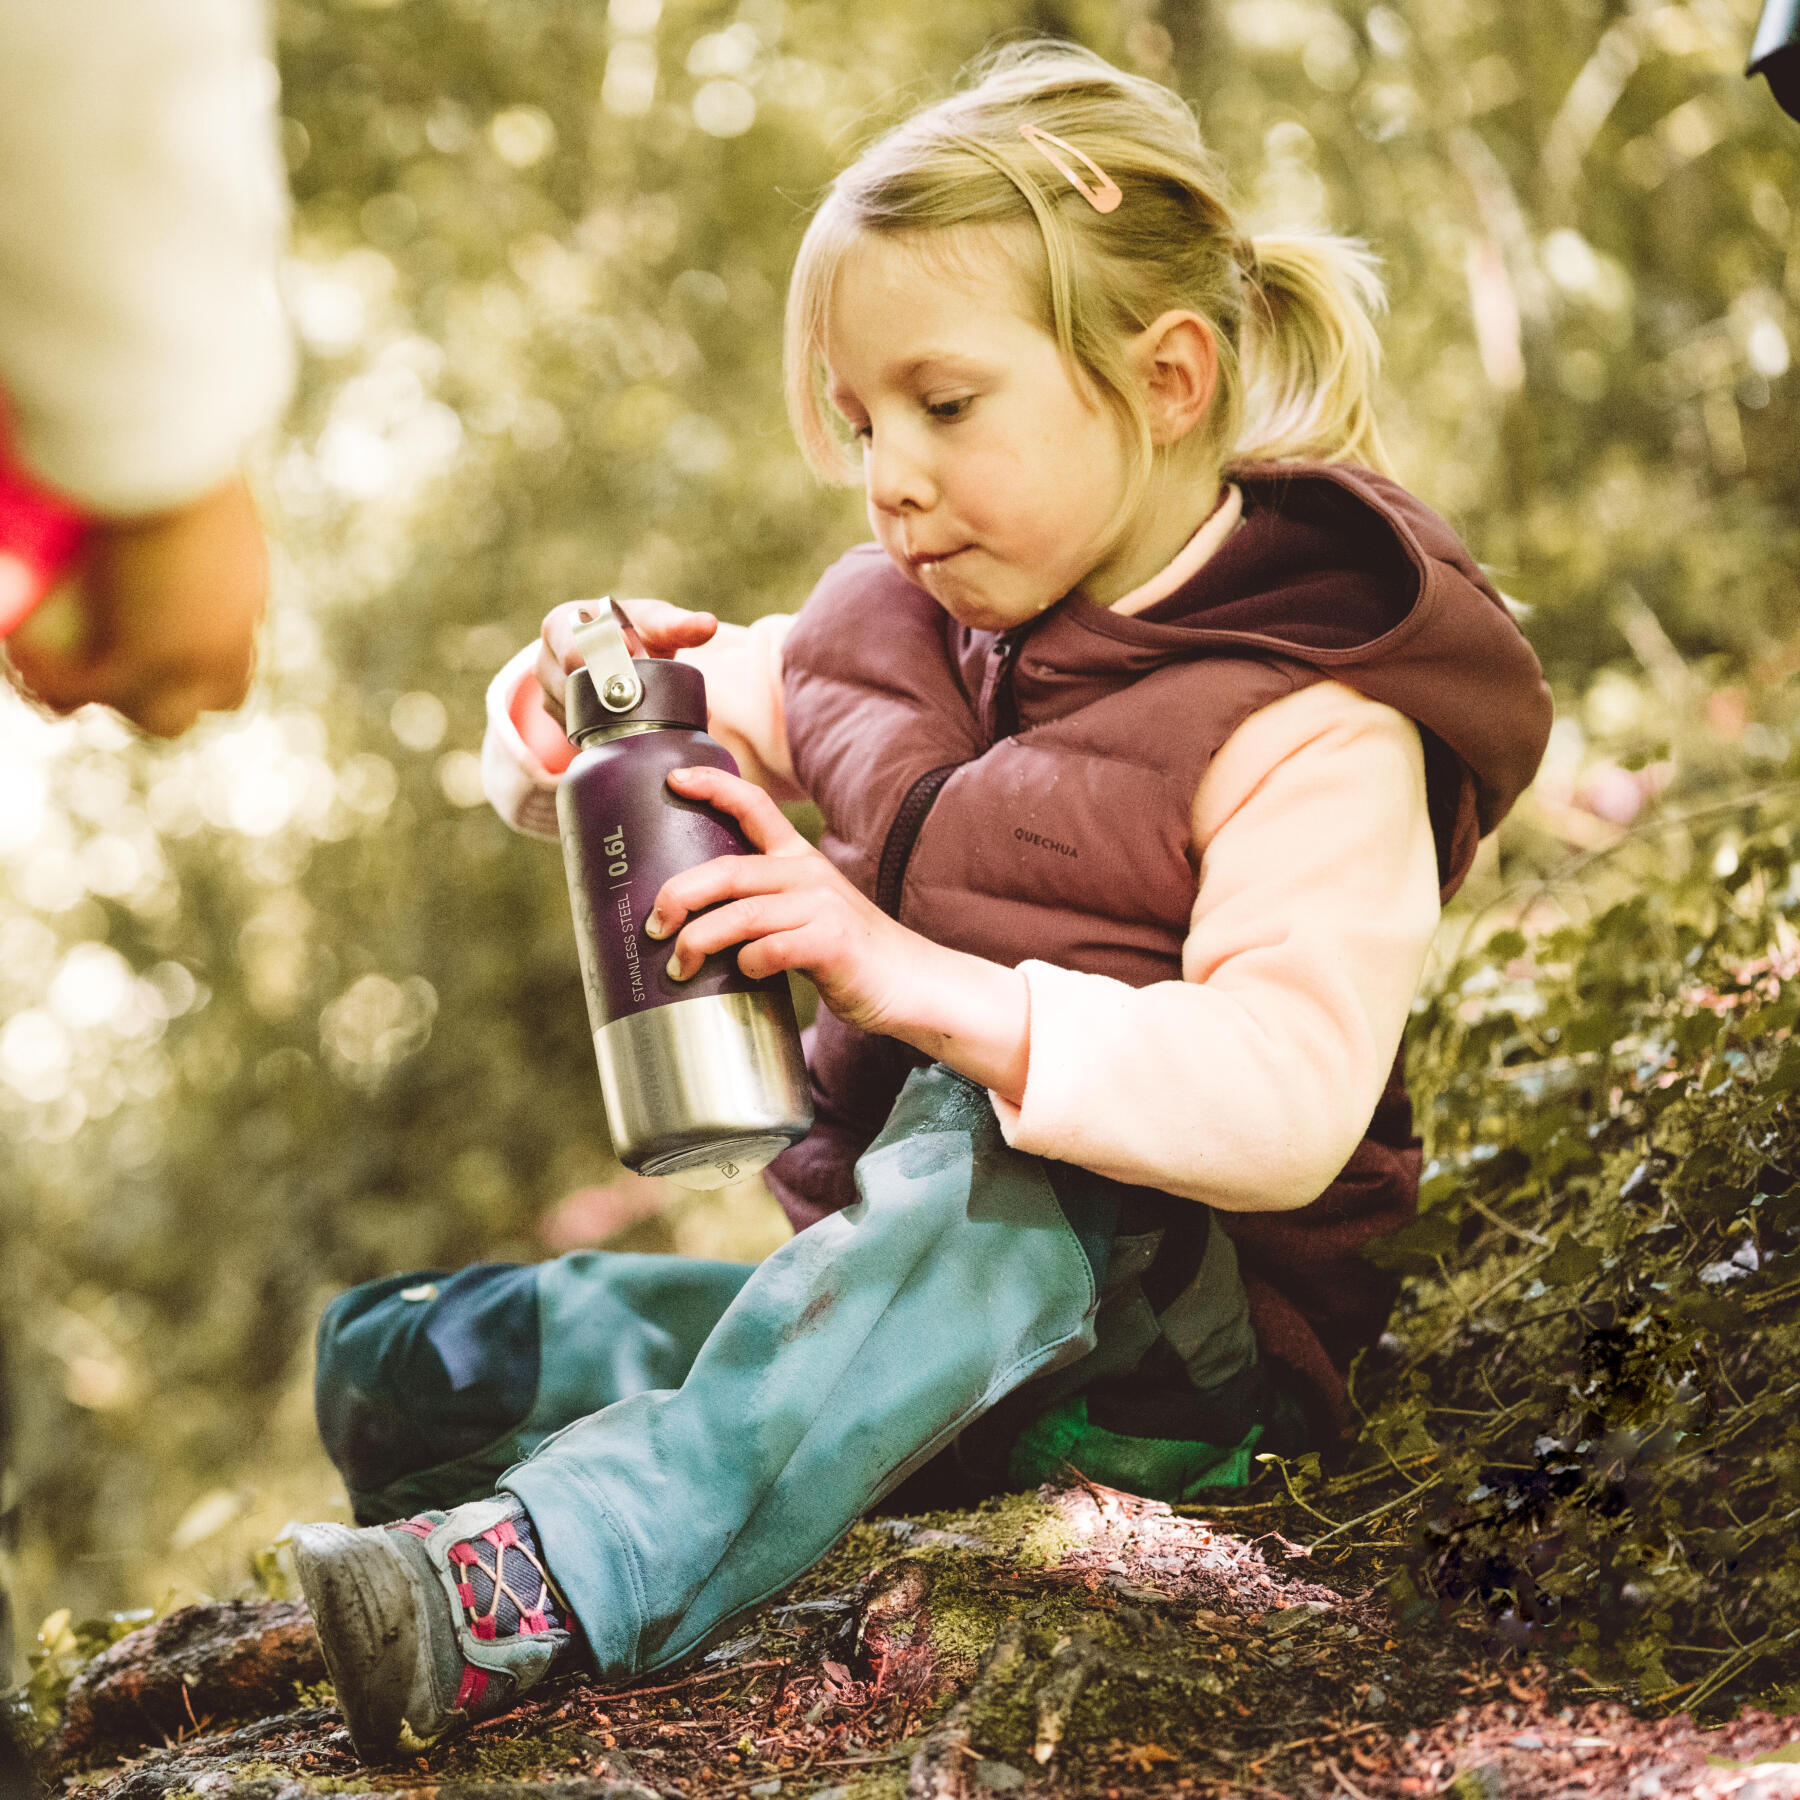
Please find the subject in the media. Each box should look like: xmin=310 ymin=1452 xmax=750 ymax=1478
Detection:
xmin=645 ymin=765 xmax=1033 ymax=1100
xmin=646 ymin=765 xmax=921 ymax=1038
xmin=534 ymin=598 xmax=718 ymax=729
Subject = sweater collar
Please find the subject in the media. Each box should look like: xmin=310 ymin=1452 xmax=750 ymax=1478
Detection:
xmin=1105 ymin=485 xmax=1243 ymax=618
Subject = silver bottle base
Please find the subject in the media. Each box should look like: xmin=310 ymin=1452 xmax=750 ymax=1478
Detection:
xmin=594 ymin=988 xmax=812 ymax=1191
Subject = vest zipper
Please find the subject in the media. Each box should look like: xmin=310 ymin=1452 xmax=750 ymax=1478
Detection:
xmin=987 ymin=629 xmax=1026 ymax=741
xmin=875 ymin=626 xmax=1030 ymax=920
xmin=875 ymin=763 xmax=961 ymax=919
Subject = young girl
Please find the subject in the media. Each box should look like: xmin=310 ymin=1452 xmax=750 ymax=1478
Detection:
xmin=295 ymin=43 xmax=1551 ymax=1759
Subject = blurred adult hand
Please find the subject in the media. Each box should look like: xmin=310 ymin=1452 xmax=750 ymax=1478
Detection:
xmin=4 ymin=473 xmax=267 ymax=737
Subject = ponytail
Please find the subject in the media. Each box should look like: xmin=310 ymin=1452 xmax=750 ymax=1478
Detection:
xmin=1234 ymin=231 xmax=1395 ymax=477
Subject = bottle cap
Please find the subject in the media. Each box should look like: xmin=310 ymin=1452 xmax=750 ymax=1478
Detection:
xmin=565 ymin=611 xmax=707 ymax=748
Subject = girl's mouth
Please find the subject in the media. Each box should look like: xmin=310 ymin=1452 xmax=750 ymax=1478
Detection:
xmin=913 ymin=546 xmax=970 ymax=572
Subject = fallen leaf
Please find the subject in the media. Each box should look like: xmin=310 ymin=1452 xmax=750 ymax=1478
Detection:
xmin=1122 ymin=1743 xmax=1177 ymax=1772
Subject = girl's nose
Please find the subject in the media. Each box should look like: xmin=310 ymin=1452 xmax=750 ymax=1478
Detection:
xmin=864 ymin=433 xmax=936 ymax=516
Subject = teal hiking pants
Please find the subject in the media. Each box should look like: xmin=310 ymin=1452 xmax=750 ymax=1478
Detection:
xmin=315 ymin=1066 xmax=1296 ymax=1681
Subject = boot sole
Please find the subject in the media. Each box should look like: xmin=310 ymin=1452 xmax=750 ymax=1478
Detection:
xmin=292 ymin=1523 xmax=423 ymax=1763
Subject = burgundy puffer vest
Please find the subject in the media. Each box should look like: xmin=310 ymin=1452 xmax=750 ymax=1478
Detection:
xmin=763 ymin=463 xmax=1553 ymax=1435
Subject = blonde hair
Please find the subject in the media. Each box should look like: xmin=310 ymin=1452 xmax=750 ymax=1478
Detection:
xmin=784 ymin=41 xmax=1395 ymax=502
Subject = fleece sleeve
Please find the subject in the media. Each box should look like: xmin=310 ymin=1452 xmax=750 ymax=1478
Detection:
xmin=989 ymin=681 xmax=1442 ymax=1212
xmin=0 ymin=0 xmax=294 ymax=513
xmin=481 ymin=613 xmax=799 ymax=838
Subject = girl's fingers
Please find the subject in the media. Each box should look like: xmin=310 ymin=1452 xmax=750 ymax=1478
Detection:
xmin=663 ymin=891 xmax=818 ymax=981
xmin=533 ymin=635 xmax=569 ymax=720
xmin=665 ymin=765 xmax=809 ymax=857
xmin=647 ymin=843 xmax=822 ymax=940
xmin=540 ymin=601 xmax=591 ymax=681
xmin=623 ymin=599 xmax=718 ymax=657
xmin=733 ymin=924 xmax=834 ymax=984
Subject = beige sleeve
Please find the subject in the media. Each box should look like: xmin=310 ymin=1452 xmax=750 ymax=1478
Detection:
xmin=0 ymin=0 xmax=294 ymax=512
xmin=675 ymin=613 xmax=802 ymax=801
xmin=990 ymin=681 xmax=1442 ymax=1211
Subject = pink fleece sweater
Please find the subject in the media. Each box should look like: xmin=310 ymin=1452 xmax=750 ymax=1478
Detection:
xmin=482 ymin=492 xmax=1442 ymax=1212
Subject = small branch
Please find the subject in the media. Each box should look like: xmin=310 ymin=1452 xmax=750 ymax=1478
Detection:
xmin=1680 ymin=1625 xmax=1799 ymax=1713
xmin=1242 ymin=1721 xmax=1384 ymax=1769
xmin=1452 ymin=779 xmax=1800 ymax=959
xmin=1404 ymin=1242 xmax=1560 ymax=1369
xmin=1324 ymin=1755 xmax=1379 ymax=1800
xmin=1308 ymin=1466 xmax=1447 ymax=1548
xmin=603 ymin=1659 xmax=787 ymax=1703
xmin=1461 ymin=1188 xmax=1551 ymax=1247
xmin=1259 ymin=1455 xmax=1347 ymax=1531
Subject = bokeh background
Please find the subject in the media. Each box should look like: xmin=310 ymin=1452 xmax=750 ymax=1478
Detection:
xmin=1 ymin=0 xmax=1795 ymax=1674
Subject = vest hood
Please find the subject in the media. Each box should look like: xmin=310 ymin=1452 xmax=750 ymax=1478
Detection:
xmin=1009 ymin=461 xmax=1552 ymax=891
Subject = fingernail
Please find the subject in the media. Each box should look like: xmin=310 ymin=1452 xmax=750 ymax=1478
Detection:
xmin=665 ymin=951 xmax=687 ymax=981
xmin=645 ymin=910 xmax=667 ymax=939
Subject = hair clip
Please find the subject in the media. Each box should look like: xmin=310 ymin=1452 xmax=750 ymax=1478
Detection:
xmin=1019 ymin=124 xmax=1122 ymax=214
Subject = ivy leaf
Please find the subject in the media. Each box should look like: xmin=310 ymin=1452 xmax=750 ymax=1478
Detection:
xmin=1540 ymin=1236 xmax=1603 ymax=1285
xmin=1364 ymin=1208 xmax=1462 ymax=1274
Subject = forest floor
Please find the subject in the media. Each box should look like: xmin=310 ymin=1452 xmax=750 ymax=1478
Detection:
xmin=33 ymin=1481 xmax=1800 ymax=1800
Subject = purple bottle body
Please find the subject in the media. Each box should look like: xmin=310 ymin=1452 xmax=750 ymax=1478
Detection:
xmin=555 ymin=654 xmax=811 ymax=1187
xmin=558 ymin=726 xmax=788 ymax=1021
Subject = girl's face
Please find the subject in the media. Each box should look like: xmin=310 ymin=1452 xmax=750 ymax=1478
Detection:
xmin=824 ymin=231 xmax=1137 ymax=633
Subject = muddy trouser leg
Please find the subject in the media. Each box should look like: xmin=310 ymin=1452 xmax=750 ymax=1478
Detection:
xmin=499 ymin=1065 xmax=1109 ymax=1680
xmin=313 ymin=1064 xmax=1293 ymax=1680
xmin=316 ymin=1253 xmax=759 ymax=1525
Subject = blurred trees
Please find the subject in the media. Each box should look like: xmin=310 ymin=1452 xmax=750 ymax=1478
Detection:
xmin=0 ymin=0 xmax=1794 ymax=1662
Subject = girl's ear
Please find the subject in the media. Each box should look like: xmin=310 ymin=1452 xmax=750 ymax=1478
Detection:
xmin=1134 ymin=311 xmax=1219 ymax=447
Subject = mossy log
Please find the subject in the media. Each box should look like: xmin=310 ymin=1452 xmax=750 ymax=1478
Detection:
xmin=52 ymin=1603 xmax=326 ymax=1766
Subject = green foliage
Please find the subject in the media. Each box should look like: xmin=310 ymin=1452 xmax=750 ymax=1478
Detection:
xmin=18 ymin=1607 xmax=154 ymax=1739
xmin=1354 ymin=767 xmax=1800 ymax=1716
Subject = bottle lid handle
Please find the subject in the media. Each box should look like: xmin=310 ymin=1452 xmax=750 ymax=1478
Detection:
xmin=571 ymin=597 xmax=643 ymax=713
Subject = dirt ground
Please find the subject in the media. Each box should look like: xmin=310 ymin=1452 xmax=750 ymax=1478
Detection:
xmin=37 ymin=1483 xmax=1800 ymax=1800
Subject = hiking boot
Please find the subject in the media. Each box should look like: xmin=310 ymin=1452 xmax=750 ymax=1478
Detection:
xmin=292 ymin=1494 xmax=575 ymax=1761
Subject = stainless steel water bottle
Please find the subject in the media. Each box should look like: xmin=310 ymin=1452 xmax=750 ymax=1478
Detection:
xmin=556 ymin=599 xmax=812 ymax=1189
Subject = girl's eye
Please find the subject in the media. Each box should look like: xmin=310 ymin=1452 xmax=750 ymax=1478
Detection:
xmin=926 ymin=396 xmax=973 ymax=423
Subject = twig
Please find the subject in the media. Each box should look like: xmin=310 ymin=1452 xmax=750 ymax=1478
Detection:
xmin=1242 ymin=1721 xmax=1383 ymax=1767
xmin=703 ymin=1748 xmax=906 ymax=1799
xmin=1260 ymin=1455 xmax=1347 ymax=1531
xmin=1317 ymin=1450 xmax=1442 ymax=1500
xmin=1744 ymin=1274 xmax=1800 ymax=1314
xmin=1681 ymin=1625 xmax=1799 ymax=1712
xmin=1324 ymin=1755 xmax=1378 ymax=1800
xmin=1461 ymin=1188 xmax=1551 ymax=1247
xmin=1308 ymin=1467 xmax=1446 ymax=1547
xmin=603 ymin=1659 xmax=787 ymax=1702
xmin=1404 ymin=1242 xmax=1560 ymax=1368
